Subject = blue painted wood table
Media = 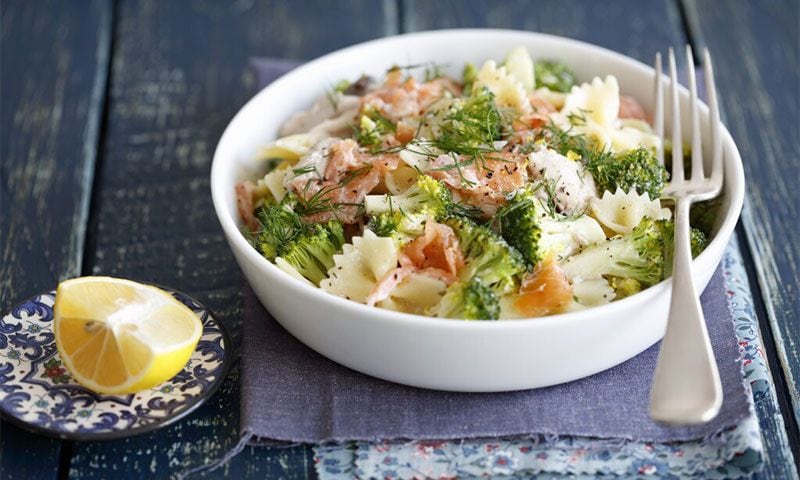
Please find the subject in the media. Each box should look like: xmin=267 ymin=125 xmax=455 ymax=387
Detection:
xmin=1 ymin=0 xmax=797 ymax=478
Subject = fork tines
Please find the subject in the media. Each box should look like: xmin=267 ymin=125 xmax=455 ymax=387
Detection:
xmin=653 ymin=45 xmax=723 ymax=200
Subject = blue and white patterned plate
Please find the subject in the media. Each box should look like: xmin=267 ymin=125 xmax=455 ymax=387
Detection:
xmin=0 ymin=288 xmax=232 ymax=441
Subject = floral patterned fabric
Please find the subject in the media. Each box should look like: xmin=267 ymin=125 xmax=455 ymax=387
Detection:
xmin=313 ymin=239 xmax=765 ymax=479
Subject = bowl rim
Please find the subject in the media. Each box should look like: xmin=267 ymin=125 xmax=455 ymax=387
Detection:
xmin=211 ymin=28 xmax=745 ymax=331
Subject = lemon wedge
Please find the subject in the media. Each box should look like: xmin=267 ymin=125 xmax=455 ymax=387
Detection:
xmin=54 ymin=277 xmax=202 ymax=394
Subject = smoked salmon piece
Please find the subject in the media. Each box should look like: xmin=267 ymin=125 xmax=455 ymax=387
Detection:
xmin=361 ymin=71 xmax=461 ymax=123
xmin=429 ymin=152 xmax=528 ymax=217
xmin=286 ymin=139 xmax=400 ymax=224
xmin=514 ymin=256 xmax=573 ymax=317
xmin=400 ymin=220 xmax=465 ymax=277
xmin=366 ymin=220 xmax=464 ymax=306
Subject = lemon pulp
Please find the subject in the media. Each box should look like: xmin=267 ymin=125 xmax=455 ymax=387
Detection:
xmin=54 ymin=277 xmax=202 ymax=394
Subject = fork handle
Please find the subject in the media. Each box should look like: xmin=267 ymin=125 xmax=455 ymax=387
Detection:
xmin=649 ymin=199 xmax=723 ymax=424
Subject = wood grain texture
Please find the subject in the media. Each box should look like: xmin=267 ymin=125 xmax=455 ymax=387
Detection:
xmin=0 ymin=1 xmax=112 ymax=479
xmin=402 ymin=0 xmax=687 ymax=63
xmin=68 ymin=0 xmax=391 ymax=478
xmin=683 ymin=0 xmax=800 ymax=439
xmin=0 ymin=0 xmax=111 ymax=311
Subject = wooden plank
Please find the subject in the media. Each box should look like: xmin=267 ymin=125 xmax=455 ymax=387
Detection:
xmin=0 ymin=1 xmax=112 ymax=479
xmin=401 ymin=0 xmax=687 ymax=63
xmin=682 ymin=0 xmax=800 ymax=461
xmin=0 ymin=0 xmax=111 ymax=317
xmin=67 ymin=0 xmax=392 ymax=478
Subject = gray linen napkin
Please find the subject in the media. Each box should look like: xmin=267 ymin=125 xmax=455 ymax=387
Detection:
xmin=241 ymin=267 xmax=749 ymax=445
xmin=237 ymin=58 xmax=748 ymax=445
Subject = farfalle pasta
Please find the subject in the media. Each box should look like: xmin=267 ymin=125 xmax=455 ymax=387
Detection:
xmin=320 ymin=230 xmax=400 ymax=303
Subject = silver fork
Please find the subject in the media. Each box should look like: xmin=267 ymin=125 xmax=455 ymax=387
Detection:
xmin=648 ymin=46 xmax=725 ymax=424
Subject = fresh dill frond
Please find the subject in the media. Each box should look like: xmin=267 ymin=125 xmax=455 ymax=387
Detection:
xmin=566 ymin=108 xmax=590 ymax=126
xmin=291 ymin=164 xmax=319 ymax=178
xmin=429 ymin=152 xmax=477 ymax=188
xmin=538 ymin=121 xmax=588 ymax=156
xmin=448 ymin=201 xmax=485 ymax=221
xmin=255 ymin=198 xmax=306 ymax=259
xmin=430 ymin=87 xmax=503 ymax=156
xmin=338 ymin=164 xmax=373 ymax=190
xmin=533 ymin=121 xmax=614 ymax=169
xmin=294 ymin=165 xmax=373 ymax=219
xmin=539 ymin=176 xmax=561 ymax=218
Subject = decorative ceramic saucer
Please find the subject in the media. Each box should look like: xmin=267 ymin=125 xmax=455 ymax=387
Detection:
xmin=0 ymin=288 xmax=232 ymax=440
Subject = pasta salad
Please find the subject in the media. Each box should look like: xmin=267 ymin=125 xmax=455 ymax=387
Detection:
xmin=235 ymin=47 xmax=712 ymax=320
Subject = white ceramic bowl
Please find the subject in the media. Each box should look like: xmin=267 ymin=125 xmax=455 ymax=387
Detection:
xmin=211 ymin=29 xmax=744 ymax=392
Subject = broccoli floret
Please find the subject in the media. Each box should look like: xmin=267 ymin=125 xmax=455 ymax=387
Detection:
xmin=534 ymin=60 xmax=576 ymax=93
xmin=367 ymin=209 xmax=431 ymax=242
xmin=255 ymin=195 xmax=344 ymax=284
xmin=279 ymin=221 xmax=345 ymax=285
xmin=497 ymin=186 xmax=605 ymax=267
xmin=690 ymin=198 xmax=721 ymax=237
xmin=462 ymin=62 xmax=478 ymax=93
xmin=431 ymin=278 xmax=500 ymax=320
xmin=584 ymin=147 xmax=669 ymax=199
xmin=365 ymin=175 xmax=451 ymax=217
xmin=365 ymin=175 xmax=452 ymax=241
xmin=608 ymin=276 xmax=642 ymax=299
xmin=561 ymin=217 xmax=666 ymax=287
xmin=496 ymin=186 xmax=544 ymax=266
xmin=690 ymin=228 xmax=708 ymax=257
xmin=562 ymin=218 xmax=708 ymax=287
xmin=367 ymin=211 xmax=400 ymax=237
xmin=656 ymin=219 xmax=707 ymax=278
xmin=443 ymin=215 xmax=526 ymax=295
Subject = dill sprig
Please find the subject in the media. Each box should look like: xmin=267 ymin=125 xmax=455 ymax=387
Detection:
xmin=448 ymin=201 xmax=484 ymax=221
xmin=529 ymin=121 xmax=614 ymax=169
xmin=566 ymin=108 xmax=590 ymax=126
xmin=429 ymin=153 xmax=476 ymax=187
xmin=539 ymin=177 xmax=561 ymax=218
xmin=291 ymin=164 xmax=320 ymax=178
xmin=254 ymin=200 xmax=306 ymax=259
xmin=384 ymin=88 xmax=511 ymax=188
xmin=294 ymin=165 xmax=373 ymax=219
xmin=490 ymin=186 xmax=540 ymax=232
xmin=430 ymin=87 xmax=503 ymax=156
